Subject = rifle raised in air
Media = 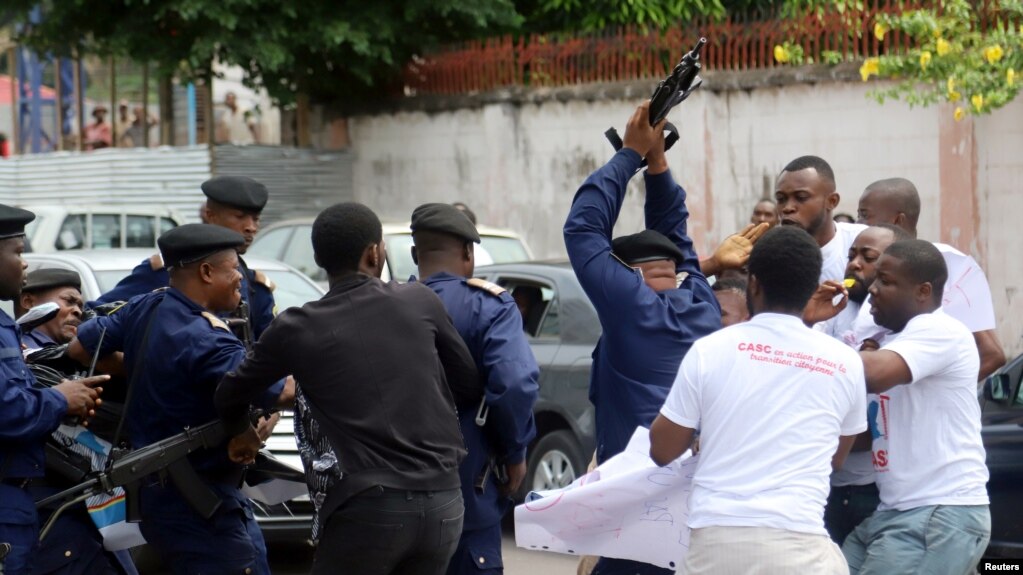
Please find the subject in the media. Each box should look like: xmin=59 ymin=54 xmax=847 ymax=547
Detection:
xmin=605 ymin=37 xmax=707 ymax=165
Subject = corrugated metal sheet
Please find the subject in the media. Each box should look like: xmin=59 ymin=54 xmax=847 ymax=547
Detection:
xmin=212 ymin=144 xmax=353 ymax=226
xmin=0 ymin=146 xmax=211 ymax=219
xmin=0 ymin=144 xmax=353 ymax=227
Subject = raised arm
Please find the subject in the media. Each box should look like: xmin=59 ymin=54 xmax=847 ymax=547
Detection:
xmin=564 ymin=103 xmax=665 ymax=316
xmin=216 ymin=321 xmax=292 ymax=436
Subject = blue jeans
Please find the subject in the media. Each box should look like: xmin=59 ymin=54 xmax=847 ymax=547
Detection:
xmin=843 ymin=504 xmax=990 ymax=575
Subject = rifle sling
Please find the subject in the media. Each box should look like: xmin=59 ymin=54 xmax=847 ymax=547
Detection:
xmin=604 ymin=122 xmax=680 ymax=168
xmin=111 ymin=302 xmax=160 ymax=449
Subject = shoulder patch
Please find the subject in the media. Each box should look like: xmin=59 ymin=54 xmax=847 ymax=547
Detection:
xmin=466 ymin=277 xmax=506 ymax=297
xmin=253 ymin=270 xmax=276 ymax=292
xmin=200 ymin=311 xmax=230 ymax=332
xmin=149 ymin=253 xmax=164 ymax=271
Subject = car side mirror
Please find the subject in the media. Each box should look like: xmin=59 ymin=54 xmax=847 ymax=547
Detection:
xmin=984 ymin=373 xmax=1012 ymax=404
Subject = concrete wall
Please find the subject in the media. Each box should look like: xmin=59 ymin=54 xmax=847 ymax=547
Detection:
xmin=349 ymin=75 xmax=1023 ymax=356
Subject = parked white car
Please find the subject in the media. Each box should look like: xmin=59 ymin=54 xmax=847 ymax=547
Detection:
xmin=249 ymin=217 xmax=534 ymax=285
xmin=21 ymin=205 xmax=185 ymax=252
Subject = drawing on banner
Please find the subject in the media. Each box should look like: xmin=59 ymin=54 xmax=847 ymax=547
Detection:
xmin=515 ymin=427 xmax=696 ymax=570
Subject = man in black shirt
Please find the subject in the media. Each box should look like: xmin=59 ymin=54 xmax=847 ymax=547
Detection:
xmin=215 ymin=202 xmax=481 ymax=575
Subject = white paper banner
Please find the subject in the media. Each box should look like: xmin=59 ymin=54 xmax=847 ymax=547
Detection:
xmin=514 ymin=427 xmax=697 ymax=571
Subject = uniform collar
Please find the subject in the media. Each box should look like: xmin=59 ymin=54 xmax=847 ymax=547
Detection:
xmin=421 ymin=271 xmax=463 ymax=285
xmin=24 ymin=329 xmax=57 ymax=348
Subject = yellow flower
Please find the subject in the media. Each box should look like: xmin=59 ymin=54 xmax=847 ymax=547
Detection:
xmin=936 ymin=38 xmax=951 ymax=56
xmin=874 ymin=22 xmax=889 ymax=41
xmin=954 ymin=107 xmax=965 ymax=122
xmin=919 ymin=51 xmax=932 ymax=70
xmin=972 ymin=93 xmax=984 ymax=111
xmin=860 ymin=57 xmax=880 ymax=82
xmin=984 ymin=45 xmax=1004 ymax=64
xmin=946 ymin=77 xmax=961 ymax=101
xmin=1009 ymin=69 xmax=1017 ymax=86
xmin=774 ymin=45 xmax=791 ymax=64
xmin=932 ymin=27 xmax=942 ymax=38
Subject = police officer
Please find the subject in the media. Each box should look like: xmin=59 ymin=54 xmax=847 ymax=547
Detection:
xmin=563 ymin=103 xmax=722 ymax=575
xmin=410 ymin=203 xmax=539 ymax=575
xmin=92 ymin=176 xmax=276 ymax=341
xmin=17 ymin=269 xmax=84 ymax=348
xmin=0 ymin=205 xmax=106 ymax=575
xmin=68 ymin=224 xmax=290 ymax=575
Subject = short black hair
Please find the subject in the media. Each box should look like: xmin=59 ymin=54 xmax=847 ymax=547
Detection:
xmin=883 ymin=239 xmax=947 ymax=302
xmin=865 ymin=178 xmax=921 ymax=228
xmin=871 ymin=223 xmax=913 ymax=242
xmin=782 ymin=155 xmax=836 ymax=188
xmin=747 ymin=226 xmax=822 ymax=312
xmin=312 ymin=202 xmax=382 ymax=275
xmin=712 ymin=277 xmax=748 ymax=294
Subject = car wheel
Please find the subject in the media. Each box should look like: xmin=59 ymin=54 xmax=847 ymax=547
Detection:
xmin=525 ymin=430 xmax=585 ymax=497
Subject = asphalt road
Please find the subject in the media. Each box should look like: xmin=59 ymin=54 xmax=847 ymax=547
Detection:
xmin=268 ymin=519 xmax=580 ymax=574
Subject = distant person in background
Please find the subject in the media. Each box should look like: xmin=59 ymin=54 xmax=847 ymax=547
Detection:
xmin=122 ymin=106 xmax=158 ymax=148
xmin=750 ymin=199 xmax=779 ymax=228
xmin=452 ymin=202 xmax=477 ymax=225
xmin=834 ymin=213 xmax=856 ymax=224
xmin=512 ymin=285 xmax=545 ymax=336
xmin=217 ymin=92 xmax=258 ymax=145
xmin=115 ymin=100 xmax=131 ymax=146
xmin=0 ymin=132 xmax=10 ymax=158
xmin=83 ymin=106 xmax=112 ymax=150
xmin=711 ymin=277 xmax=749 ymax=327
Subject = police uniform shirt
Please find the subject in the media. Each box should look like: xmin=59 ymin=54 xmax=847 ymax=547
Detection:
xmin=91 ymin=254 xmax=276 ymax=340
xmin=421 ymin=272 xmax=539 ymax=531
xmin=564 ymin=148 xmax=722 ymax=464
xmin=22 ymin=328 xmax=58 ymax=349
xmin=76 ymin=288 xmax=283 ymax=471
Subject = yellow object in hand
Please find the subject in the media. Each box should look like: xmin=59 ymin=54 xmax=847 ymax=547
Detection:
xmin=843 ymin=278 xmax=856 ymax=288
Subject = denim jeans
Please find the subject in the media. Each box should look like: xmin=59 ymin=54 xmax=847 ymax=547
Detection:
xmin=825 ymin=483 xmax=881 ymax=546
xmin=843 ymin=504 xmax=991 ymax=575
xmin=313 ymin=487 xmax=464 ymax=575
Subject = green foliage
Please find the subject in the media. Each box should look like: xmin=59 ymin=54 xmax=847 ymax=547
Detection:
xmin=860 ymin=0 xmax=1023 ymax=119
xmin=3 ymin=0 xmax=523 ymax=108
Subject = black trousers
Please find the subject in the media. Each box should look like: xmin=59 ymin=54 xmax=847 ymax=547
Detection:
xmin=313 ymin=487 xmax=464 ymax=575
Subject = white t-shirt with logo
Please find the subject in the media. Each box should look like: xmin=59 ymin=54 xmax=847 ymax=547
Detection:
xmin=661 ymin=313 xmax=867 ymax=535
xmin=870 ymin=309 xmax=989 ymax=511
xmin=819 ymin=222 xmax=868 ymax=283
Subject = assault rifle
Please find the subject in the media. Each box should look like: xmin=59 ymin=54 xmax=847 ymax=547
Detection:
xmin=605 ymin=37 xmax=707 ymax=166
xmin=35 ymin=420 xmax=226 ymax=542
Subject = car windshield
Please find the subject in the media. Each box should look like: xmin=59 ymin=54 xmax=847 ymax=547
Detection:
xmin=93 ymin=268 xmax=322 ymax=312
xmin=480 ymin=236 xmax=529 ymax=263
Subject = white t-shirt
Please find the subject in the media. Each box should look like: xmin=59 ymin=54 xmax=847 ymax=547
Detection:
xmin=871 ymin=309 xmax=989 ymax=511
xmin=660 ymin=313 xmax=867 ymax=535
xmin=819 ymin=222 xmax=867 ymax=283
xmin=814 ymin=300 xmax=877 ymax=487
xmin=934 ymin=243 xmax=996 ymax=332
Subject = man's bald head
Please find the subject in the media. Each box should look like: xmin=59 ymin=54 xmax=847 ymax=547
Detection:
xmin=857 ymin=178 xmax=921 ymax=236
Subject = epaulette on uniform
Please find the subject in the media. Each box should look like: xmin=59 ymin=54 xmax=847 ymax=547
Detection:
xmin=149 ymin=253 xmax=165 ymax=271
xmin=200 ymin=311 xmax=230 ymax=332
xmin=466 ymin=278 xmax=506 ymax=298
xmin=253 ymin=270 xmax=276 ymax=292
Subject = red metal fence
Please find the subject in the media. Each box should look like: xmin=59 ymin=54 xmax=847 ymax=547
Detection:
xmin=401 ymin=0 xmax=932 ymax=96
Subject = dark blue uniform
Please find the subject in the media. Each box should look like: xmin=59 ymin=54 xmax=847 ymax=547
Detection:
xmin=22 ymin=329 xmax=56 ymax=349
xmin=420 ymin=272 xmax=539 ymax=575
xmin=0 ymin=312 xmax=68 ymax=575
xmin=90 ymin=255 xmax=275 ymax=340
xmin=76 ymin=288 xmax=284 ymax=575
xmin=564 ymin=148 xmax=721 ymax=575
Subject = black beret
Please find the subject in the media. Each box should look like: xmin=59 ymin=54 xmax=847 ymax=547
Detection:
xmin=201 ymin=176 xmax=268 ymax=212
xmin=0 ymin=204 xmax=35 ymax=240
xmin=612 ymin=230 xmax=684 ymax=264
xmin=410 ymin=203 xmax=481 ymax=243
xmin=23 ymin=268 xmax=82 ymax=293
xmin=158 ymin=224 xmax=246 ymax=268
